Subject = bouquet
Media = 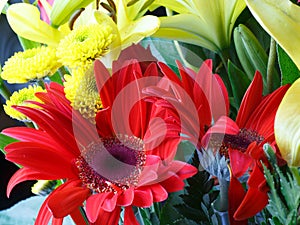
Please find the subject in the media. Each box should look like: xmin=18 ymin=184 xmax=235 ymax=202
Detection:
xmin=0 ymin=0 xmax=299 ymax=224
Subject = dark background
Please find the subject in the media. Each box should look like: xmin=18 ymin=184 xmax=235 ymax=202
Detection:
xmin=0 ymin=1 xmax=35 ymax=210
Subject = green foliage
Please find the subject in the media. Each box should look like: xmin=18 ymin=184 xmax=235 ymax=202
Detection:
xmin=0 ymin=133 xmax=18 ymax=155
xmin=277 ymin=44 xmax=300 ymax=85
xmin=176 ymin=151 xmax=219 ymax=225
xmin=233 ymin=24 xmax=280 ymax=93
xmin=263 ymin=162 xmax=300 ymax=225
xmin=227 ymin=60 xmax=251 ymax=107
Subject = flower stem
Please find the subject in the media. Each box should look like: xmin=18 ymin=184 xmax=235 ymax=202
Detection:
xmin=0 ymin=77 xmax=11 ymax=100
xmin=267 ymin=37 xmax=276 ymax=93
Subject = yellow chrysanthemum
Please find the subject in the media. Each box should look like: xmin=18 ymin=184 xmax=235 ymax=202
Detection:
xmin=4 ymin=85 xmax=46 ymax=122
xmin=57 ymin=24 xmax=116 ymax=69
xmin=32 ymin=180 xmax=58 ymax=196
xmin=64 ymin=65 xmax=102 ymax=122
xmin=1 ymin=46 xmax=61 ymax=84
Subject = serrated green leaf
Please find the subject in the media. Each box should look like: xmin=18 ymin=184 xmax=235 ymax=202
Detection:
xmin=277 ymin=44 xmax=300 ymax=85
xmin=0 ymin=133 xmax=18 ymax=154
xmin=228 ymin=60 xmax=251 ymax=107
xmin=159 ymin=192 xmax=184 ymax=225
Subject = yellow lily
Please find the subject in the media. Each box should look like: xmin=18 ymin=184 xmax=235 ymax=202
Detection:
xmin=101 ymin=0 xmax=160 ymax=49
xmin=152 ymin=0 xmax=246 ymax=53
xmin=245 ymin=0 xmax=300 ymax=70
xmin=50 ymin=0 xmax=94 ymax=27
xmin=275 ymin=78 xmax=300 ymax=167
xmin=6 ymin=3 xmax=69 ymax=47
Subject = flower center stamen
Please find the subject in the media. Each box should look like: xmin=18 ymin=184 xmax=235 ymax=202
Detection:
xmin=76 ymin=135 xmax=146 ymax=193
xmin=208 ymin=128 xmax=264 ymax=158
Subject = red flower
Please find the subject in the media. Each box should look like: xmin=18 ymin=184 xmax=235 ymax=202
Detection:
xmin=144 ymin=59 xmax=229 ymax=148
xmin=3 ymin=58 xmax=197 ymax=224
xmin=203 ymin=72 xmax=290 ymax=224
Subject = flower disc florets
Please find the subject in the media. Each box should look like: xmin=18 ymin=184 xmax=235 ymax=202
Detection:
xmin=76 ymin=134 xmax=146 ymax=194
xmin=1 ymin=46 xmax=61 ymax=83
xmin=64 ymin=65 xmax=102 ymax=123
xmin=57 ymin=24 xmax=116 ymax=68
xmin=4 ymin=85 xmax=46 ymax=121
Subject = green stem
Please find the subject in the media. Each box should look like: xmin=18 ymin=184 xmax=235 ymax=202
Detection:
xmin=78 ymin=206 xmax=90 ymax=225
xmin=218 ymin=48 xmax=230 ymax=73
xmin=267 ymin=38 xmax=276 ymax=94
xmin=0 ymin=78 xmax=11 ymax=100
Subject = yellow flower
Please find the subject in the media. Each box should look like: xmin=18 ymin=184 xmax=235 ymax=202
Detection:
xmin=64 ymin=65 xmax=102 ymax=123
xmin=245 ymin=0 xmax=300 ymax=70
xmin=4 ymin=85 xmax=46 ymax=122
xmin=1 ymin=46 xmax=61 ymax=84
xmin=275 ymin=78 xmax=300 ymax=167
xmin=99 ymin=0 xmax=160 ymax=49
xmin=6 ymin=3 xmax=68 ymax=47
xmin=57 ymin=24 xmax=116 ymax=69
xmin=152 ymin=0 xmax=246 ymax=53
xmin=50 ymin=0 xmax=94 ymax=27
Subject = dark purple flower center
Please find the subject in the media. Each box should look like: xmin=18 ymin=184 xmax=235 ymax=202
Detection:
xmin=208 ymin=128 xmax=264 ymax=157
xmin=76 ymin=134 xmax=146 ymax=193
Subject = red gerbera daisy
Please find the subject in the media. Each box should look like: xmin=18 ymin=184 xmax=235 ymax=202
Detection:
xmin=3 ymin=57 xmax=197 ymax=224
xmin=144 ymin=59 xmax=229 ymax=148
xmin=202 ymin=72 xmax=290 ymax=224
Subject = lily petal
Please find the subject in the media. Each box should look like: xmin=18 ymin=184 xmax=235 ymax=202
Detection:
xmin=275 ymin=77 xmax=300 ymax=166
xmin=7 ymin=3 xmax=64 ymax=46
xmin=245 ymin=0 xmax=300 ymax=70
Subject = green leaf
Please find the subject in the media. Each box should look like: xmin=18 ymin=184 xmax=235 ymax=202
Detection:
xmin=159 ymin=191 xmax=185 ymax=225
xmin=17 ymin=36 xmax=41 ymax=50
xmin=0 ymin=133 xmax=18 ymax=154
xmin=227 ymin=60 xmax=251 ymax=107
xmin=277 ymin=44 xmax=300 ymax=85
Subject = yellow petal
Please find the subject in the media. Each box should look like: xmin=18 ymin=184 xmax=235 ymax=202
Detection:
xmin=153 ymin=14 xmax=219 ymax=52
xmin=120 ymin=15 xmax=160 ymax=48
xmin=7 ymin=3 xmax=63 ymax=46
xmin=275 ymin=78 xmax=300 ymax=166
xmin=245 ymin=0 xmax=300 ymax=70
xmin=50 ymin=0 xmax=94 ymax=27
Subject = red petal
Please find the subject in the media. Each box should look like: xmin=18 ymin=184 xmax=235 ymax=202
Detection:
xmin=159 ymin=174 xmax=185 ymax=193
xmin=150 ymin=184 xmax=168 ymax=202
xmin=233 ymin=187 xmax=268 ymax=220
xmin=5 ymin=142 xmax=74 ymax=178
xmin=35 ymin=197 xmax=52 ymax=225
xmin=7 ymin=167 xmax=60 ymax=197
xmin=117 ymin=188 xmax=134 ymax=206
xmin=94 ymin=206 xmax=121 ymax=225
xmin=95 ymin=107 xmax=114 ymax=137
xmin=132 ymin=188 xmax=153 ymax=207
xmin=228 ymin=176 xmax=247 ymax=225
xmin=236 ymin=72 xmax=263 ymax=128
xmin=51 ymin=218 xmax=63 ymax=225
xmin=70 ymin=208 xmax=90 ymax=225
xmin=86 ymin=192 xmax=117 ymax=223
xmin=94 ymin=60 xmax=113 ymax=107
xmin=48 ymin=187 xmax=90 ymax=218
xmin=229 ymin=149 xmax=253 ymax=178
xmin=246 ymin=84 xmax=289 ymax=136
xmin=124 ymin=207 xmax=139 ymax=225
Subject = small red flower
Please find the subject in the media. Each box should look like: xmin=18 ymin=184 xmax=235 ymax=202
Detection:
xmin=3 ymin=57 xmax=197 ymax=224
xmin=203 ymin=72 xmax=290 ymax=224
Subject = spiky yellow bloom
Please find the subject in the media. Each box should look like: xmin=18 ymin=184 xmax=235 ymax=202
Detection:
xmin=64 ymin=65 xmax=102 ymax=123
xmin=57 ymin=24 xmax=116 ymax=69
xmin=1 ymin=46 xmax=61 ymax=84
xmin=4 ymin=85 xmax=46 ymax=122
